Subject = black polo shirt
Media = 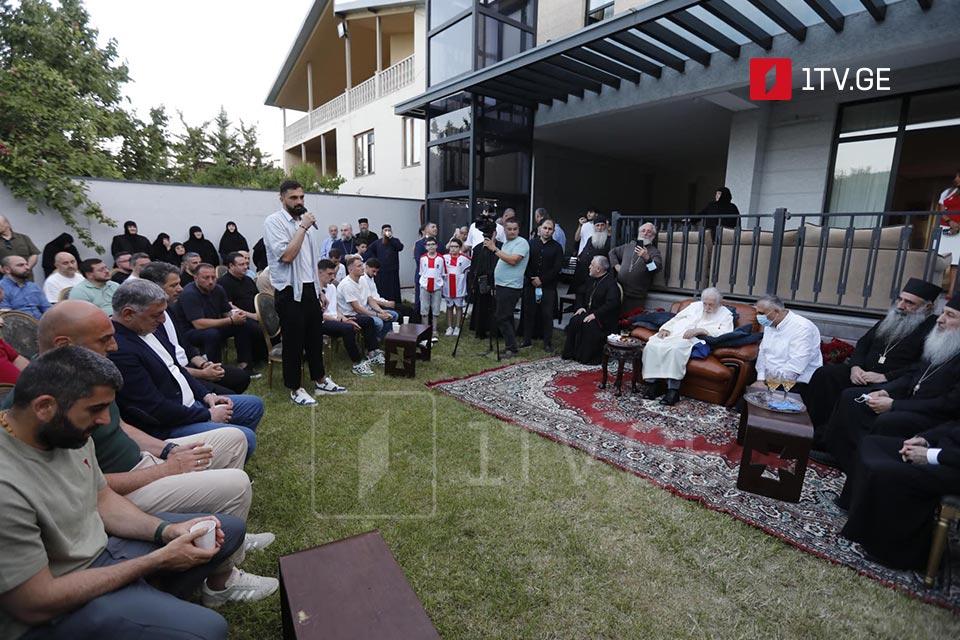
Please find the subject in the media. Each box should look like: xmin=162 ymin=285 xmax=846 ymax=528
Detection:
xmin=218 ymin=272 xmax=258 ymax=313
xmin=174 ymin=282 xmax=230 ymax=334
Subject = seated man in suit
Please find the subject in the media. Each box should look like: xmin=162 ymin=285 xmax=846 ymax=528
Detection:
xmin=562 ymin=256 xmax=620 ymax=365
xmin=803 ymin=277 xmax=941 ymax=434
xmin=172 ymin=263 xmax=263 ymax=373
xmin=641 ymin=287 xmax=734 ymax=406
xmin=108 ymin=280 xmax=265 ymax=459
xmin=840 ymin=421 xmax=960 ymax=571
xmin=823 ymin=297 xmax=960 ymax=486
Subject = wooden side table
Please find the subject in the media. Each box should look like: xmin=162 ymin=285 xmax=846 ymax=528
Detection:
xmin=736 ymin=392 xmax=814 ymax=503
xmin=599 ymin=341 xmax=644 ymax=396
xmin=384 ymin=323 xmax=432 ymax=378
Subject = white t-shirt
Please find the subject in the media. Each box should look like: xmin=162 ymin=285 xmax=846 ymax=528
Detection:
xmin=360 ymin=274 xmax=381 ymax=308
xmin=321 ymin=282 xmax=338 ymax=318
xmin=466 ymin=222 xmax=506 ymax=248
xmin=337 ymin=276 xmax=370 ymax=317
xmin=139 ymin=333 xmax=195 ymax=407
xmin=42 ymin=272 xmax=84 ymax=304
xmin=161 ymin=311 xmax=190 ymax=366
xmin=578 ymin=221 xmax=595 ymax=254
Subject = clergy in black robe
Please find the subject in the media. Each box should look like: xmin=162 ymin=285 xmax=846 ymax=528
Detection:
xmin=825 ymin=298 xmax=960 ymax=480
xmin=608 ymin=222 xmax=662 ymax=314
xmin=356 ymin=218 xmax=378 ymax=246
xmin=468 ymin=237 xmax=500 ymax=339
xmin=803 ymin=277 xmax=941 ymax=433
xmin=366 ymin=224 xmax=404 ymax=303
xmin=110 ymin=220 xmax=152 ymax=259
xmin=562 ymin=256 xmax=621 ymax=365
xmin=570 ymin=216 xmax=611 ymax=298
xmin=183 ymin=226 xmax=220 ymax=266
xmin=841 ymin=423 xmax=960 ymax=570
xmin=697 ymin=187 xmax=741 ymax=236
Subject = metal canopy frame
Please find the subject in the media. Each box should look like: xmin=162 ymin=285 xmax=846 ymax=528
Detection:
xmin=397 ymin=0 xmax=933 ymax=118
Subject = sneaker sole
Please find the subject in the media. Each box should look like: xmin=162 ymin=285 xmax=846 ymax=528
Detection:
xmin=291 ymin=398 xmax=317 ymax=406
xmin=315 ymin=389 xmax=348 ymax=395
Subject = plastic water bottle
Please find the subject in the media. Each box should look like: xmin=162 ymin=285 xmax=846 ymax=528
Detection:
xmin=535 ymin=287 xmax=543 ymax=303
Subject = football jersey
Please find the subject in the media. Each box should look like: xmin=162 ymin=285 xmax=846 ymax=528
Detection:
xmin=443 ymin=254 xmax=471 ymax=298
xmin=419 ymin=254 xmax=446 ymax=292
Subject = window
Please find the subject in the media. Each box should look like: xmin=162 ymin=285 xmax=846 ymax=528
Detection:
xmin=354 ymin=130 xmax=375 ymax=176
xmin=585 ymin=0 xmax=613 ymax=25
xmin=403 ymin=117 xmax=422 ymax=167
xmin=429 ymin=17 xmax=472 ymax=86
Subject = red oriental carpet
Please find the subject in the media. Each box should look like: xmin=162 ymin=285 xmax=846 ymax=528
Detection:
xmin=428 ymin=357 xmax=960 ymax=612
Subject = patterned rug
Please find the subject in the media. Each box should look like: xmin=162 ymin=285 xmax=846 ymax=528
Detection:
xmin=428 ymin=357 xmax=960 ymax=612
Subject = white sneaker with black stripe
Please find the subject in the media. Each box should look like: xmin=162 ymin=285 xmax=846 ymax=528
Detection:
xmin=290 ymin=387 xmax=317 ymax=406
xmin=352 ymin=360 xmax=375 ymax=377
xmin=315 ymin=376 xmax=348 ymax=395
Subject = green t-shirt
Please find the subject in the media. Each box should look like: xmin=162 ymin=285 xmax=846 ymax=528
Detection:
xmin=1 ymin=396 xmax=140 ymax=474
xmin=493 ymin=237 xmax=530 ymax=289
xmin=0 ymin=431 xmax=107 ymax=639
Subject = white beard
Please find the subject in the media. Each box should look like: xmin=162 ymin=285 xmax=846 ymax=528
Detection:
xmin=874 ymin=307 xmax=928 ymax=344
xmin=922 ymin=326 xmax=960 ymax=366
xmin=590 ymin=230 xmax=609 ymax=250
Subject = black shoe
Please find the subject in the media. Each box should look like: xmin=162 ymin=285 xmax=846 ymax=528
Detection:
xmin=502 ymin=349 xmax=519 ymax=359
xmin=809 ymin=449 xmax=840 ymax=468
xmin=543 ymin=344 xmax=554 ymax=353
xmin=642 ymin=383 xmax=665 ymax=400
xmin=660 ymin=389 xmax=681 ymax=406
xmin=518 ymin=341 xmax=533 ymax=350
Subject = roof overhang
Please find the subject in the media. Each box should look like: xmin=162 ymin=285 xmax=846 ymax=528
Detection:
xmin=265 ymin=0 xmax=332 ymax=108
xmin=394 ymin=0 xmax=936 ymax=119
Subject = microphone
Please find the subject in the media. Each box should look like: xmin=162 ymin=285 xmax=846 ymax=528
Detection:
xmin=294 ymin=205 xmax=319 ymax=229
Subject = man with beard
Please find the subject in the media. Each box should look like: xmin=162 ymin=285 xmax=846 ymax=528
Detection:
xmin=69 ymin=258 xmax=120 ymax=315
xmin=0 ymin=255 xmax=50 ymax=319
xmin=609 ymin=222 xmax=662 ymax=313
xmin=331 ymin=222 xmax=357 ymax=257
xmin=530 ymin=208 xmax=566 ymax=254
xmin=571 ymin=215 xmax=611 ymax=300
xmin=263 ymin=180 xmax=346 ymax=405
xmin=824 ymin=298 xmax=960 ymax=496
xmin=641 ymin=288 xmax=733 ymax=406
xmin=0 ymin=346 xmax=247 ymax=639
xmin=364 ymin=224 xmax=404 ymax=304
xmin=356 ymin=217 xmax=378 ymax=246
xmin=803 ymin=278 xmax=941 ymax=438
xmin=42 ymin=251 xmax=84 ymax=304
xmin=562 ymin=256 xmax=621 ymax=365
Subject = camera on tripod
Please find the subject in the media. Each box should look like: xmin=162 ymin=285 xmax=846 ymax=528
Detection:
xmin=475 ymin=211 xmax=497 ymax=240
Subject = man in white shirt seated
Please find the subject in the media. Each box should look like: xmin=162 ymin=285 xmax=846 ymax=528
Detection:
xmin=42 ymin=251 xmax=84 ymax=303
xmin=749 ymin=294 xmax=823 ymax=396
xmin=361 ymin=258 xmax=404 ymax=324
xmin=317 ymin=259 xmax=377 ymax=376
xmin=642 ymin=288 xmax=734 ymax=406
xmin=336 ymin=255 xmax=388 ymax=363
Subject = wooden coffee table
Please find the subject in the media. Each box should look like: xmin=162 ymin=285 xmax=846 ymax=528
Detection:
xmin=736 ymin=391 xmax=814 ymax=503
xmin=599 ymin=340 xmax=644 ymax=396
xmin=384 ymin=323 xmax=432 ymax=378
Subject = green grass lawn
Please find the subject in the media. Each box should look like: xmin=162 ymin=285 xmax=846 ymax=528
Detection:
xmin=226 ymin=330 xmax=959 ymax=639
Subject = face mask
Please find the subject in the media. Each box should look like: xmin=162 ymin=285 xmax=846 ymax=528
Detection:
xmin=757 ymin=313 xmax=773 ymax=327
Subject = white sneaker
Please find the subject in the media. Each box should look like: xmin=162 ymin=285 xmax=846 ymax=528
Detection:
xmin=201 ymin=568 xmax=279 ymax=608
xmin=368 ymin=350 xmax=386 ymax=366
xmin=315 ymin=376 xmax=348 ymax=395
xmin=290 ymin=387 xmax=317 ymax=406
xmin=453 ymin=327 xmax=461 ymax=336
xmin=244 ymin=532 xmax=275 ymax=552
xmin=352 ymin=361 xmax=375 ymax=377
xmin=445 ymin=326 xmax=454 ymax=336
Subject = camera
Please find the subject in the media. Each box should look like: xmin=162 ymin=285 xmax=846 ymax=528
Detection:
xmin=475 ymin=211 xmax=497 ymax=240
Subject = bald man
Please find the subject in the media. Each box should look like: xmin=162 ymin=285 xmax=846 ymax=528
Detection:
xmin=42 ymin=251 xmax=84 ymax=303
xmin=30 ymin=301 xmax=277 ymax=565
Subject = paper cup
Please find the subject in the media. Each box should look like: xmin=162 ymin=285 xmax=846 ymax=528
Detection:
xmin=190 ymin=520 xmax=217 ymax=550
xmin=403 ymin=316 xmax=410 ymax=324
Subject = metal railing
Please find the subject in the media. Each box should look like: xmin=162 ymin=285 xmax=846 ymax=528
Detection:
xmin=611 ymin=209 xmax=949 ymax=316
xmin=283 ymin=55 xmax=417 ymax=147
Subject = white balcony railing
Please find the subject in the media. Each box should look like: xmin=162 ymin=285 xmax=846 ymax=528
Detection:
xmin=284 ymin=54 xmax=417 ymax=147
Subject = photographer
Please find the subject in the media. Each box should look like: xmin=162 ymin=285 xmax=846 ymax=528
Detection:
xmin=468 ymin=214 xmax=501 ymax=339
xmin=467 ymin=211 xmax=506 ymax=247
xmin=485 ymin=219 xmax=529 ymax=358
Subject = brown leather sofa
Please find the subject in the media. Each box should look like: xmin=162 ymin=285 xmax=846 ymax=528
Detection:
xmin=630 ymin=299 xmax=760 ymax=407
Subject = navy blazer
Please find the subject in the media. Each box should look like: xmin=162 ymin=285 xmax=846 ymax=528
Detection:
xmin=109 ymin=321 xmax=213 ymax=431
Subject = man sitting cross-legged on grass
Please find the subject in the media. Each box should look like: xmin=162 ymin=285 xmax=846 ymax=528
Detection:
xmin=139 ymin=262 xmax=251 ymax=396
xmin=317 ymin=259 xmax=376 ymax=377
xmin=0 ymin=346 xmax=243 ymax=639
xmin=108 ymin=280 xmax=265 ymax=460
xmin=31 ymin=300 xmax=278 ymax=600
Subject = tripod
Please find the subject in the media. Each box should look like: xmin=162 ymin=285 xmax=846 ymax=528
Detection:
xmin=451 ymin=274 xmax=500 ymax=360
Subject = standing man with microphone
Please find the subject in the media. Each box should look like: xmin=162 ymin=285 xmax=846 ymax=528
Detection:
xmin=263 ymin=180 xmax=347 ymax=406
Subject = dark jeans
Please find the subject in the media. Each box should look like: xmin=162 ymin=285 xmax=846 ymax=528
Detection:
xmin=20 ymin=512 xmax=244 ymax=640
xmin=522 ymin=284 xmax=557 ymax=347
xmin=494 ymin=285 xmax=523 ymax=351
xmin=352 ymin=314 xmax=380 ymax=351
xmin=275 ymin=284 xmax=325 ymax=390
xmin=322 ymin=320 xmax=363 ymax=363
xmin=185 ymin=318 xmax=263 ymax=365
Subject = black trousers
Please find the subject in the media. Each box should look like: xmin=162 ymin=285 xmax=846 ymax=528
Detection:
xmin=275 ymin=283 xmax=325 ymax=390
xmin=185 ymin=319 xmax=264 ymax=365
xmin=521 ymin=284 xmax=557 ymax=347
xmin=321 ymin=320 xmax=362 ymax=363
xmin=494 ymin=285 xmax=523 ymax=351
xmin=203 ymin=365 xmax=251 ymax=395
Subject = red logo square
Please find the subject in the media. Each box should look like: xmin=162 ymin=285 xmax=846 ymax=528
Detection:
xmin=750 ymin=58 xmax=792 ymax=101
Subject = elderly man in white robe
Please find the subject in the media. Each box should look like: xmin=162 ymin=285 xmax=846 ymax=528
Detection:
xmin=642 ymin=288 xmax=733 ymax=406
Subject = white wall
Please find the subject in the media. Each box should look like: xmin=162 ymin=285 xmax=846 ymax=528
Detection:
xmin=0 ymin=178 xmax=423 ymax=290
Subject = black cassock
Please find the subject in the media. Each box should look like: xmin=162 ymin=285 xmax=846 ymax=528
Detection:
xmin=562 ymin=272 xmax=620 ymax=365
xmin=468 ymin=240 xmax=500 ymax=339
xmin=841 ymin=423 xmax=960 ymax=570
xmin=570 ymin=236 xmax=611 ymax=297
xmin=802 ymin=315 xmax=936 ymax=430
xmin=825 ymin=352 xmax=960 ymax=476
xmin=367 ymin=236 xmax=405 ymax=303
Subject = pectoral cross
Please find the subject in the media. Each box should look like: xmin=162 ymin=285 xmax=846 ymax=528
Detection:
xmin=877 ymin=355 xmax=886 ymax=365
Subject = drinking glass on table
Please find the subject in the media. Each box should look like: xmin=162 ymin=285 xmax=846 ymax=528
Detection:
xmin=780 ymin=371 xmax=798 ymax=402
xmin=765 ymin=371 xmax=782 ymax=399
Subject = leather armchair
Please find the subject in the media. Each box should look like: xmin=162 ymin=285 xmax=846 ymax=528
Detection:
xmin=630 ymin=299 xmax=760 ymax=407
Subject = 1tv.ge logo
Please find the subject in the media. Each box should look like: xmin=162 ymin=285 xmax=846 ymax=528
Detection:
xmin=750 ymin=58 xmax=891 ymax=101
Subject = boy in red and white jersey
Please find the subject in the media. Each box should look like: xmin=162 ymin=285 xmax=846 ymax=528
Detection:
xmin=418 ymin=237 xmax=445 ymax=339
xmin=442 ymin=238 xmax=471 ymax=336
